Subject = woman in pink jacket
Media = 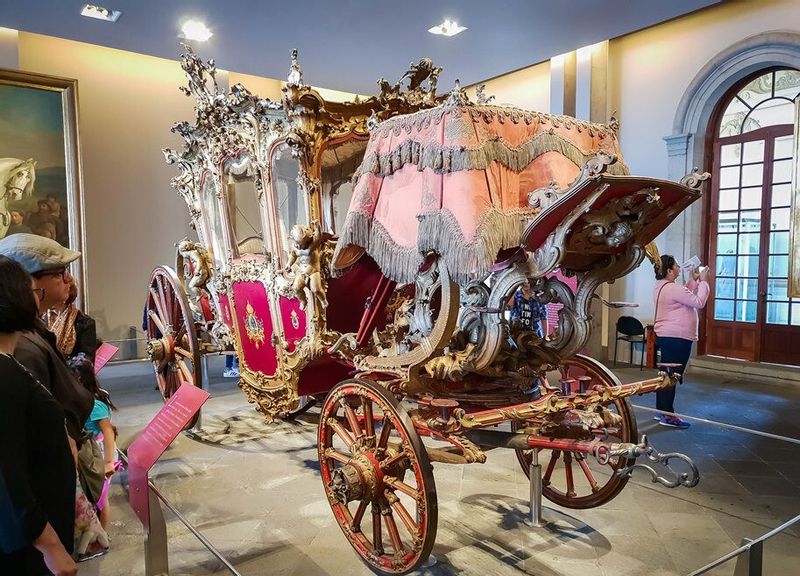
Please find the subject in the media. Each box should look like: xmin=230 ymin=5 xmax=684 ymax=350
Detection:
xmin=653 ymin=254 xmax=710 ymax=429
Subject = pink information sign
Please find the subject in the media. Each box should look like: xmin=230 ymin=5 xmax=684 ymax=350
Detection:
xmin=127 ymin=383 xmax=210 ymax=523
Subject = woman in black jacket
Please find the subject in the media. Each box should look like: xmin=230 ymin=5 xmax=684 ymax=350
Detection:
xmin=0 ymin=255 xmax=78 ymax=576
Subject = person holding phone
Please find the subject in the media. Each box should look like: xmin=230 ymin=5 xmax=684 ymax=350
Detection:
xmin=652 ymin=254 xmax=710 ymax=429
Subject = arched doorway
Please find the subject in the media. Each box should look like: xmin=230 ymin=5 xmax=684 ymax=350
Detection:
xmin=705 ymin=69 xmax=800 ymax=364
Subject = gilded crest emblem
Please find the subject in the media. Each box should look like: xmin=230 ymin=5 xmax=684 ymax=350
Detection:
xmin=244 ymin=301 xmax=265 ymax=348
xmin=290 ymin=309 xmax=300 ymax=330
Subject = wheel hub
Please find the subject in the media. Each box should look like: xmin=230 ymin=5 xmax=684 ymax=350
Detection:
xmin=146 ymin=335 xmax=173 ymax=362
xmin=328 ymin=452 xmax=384 ymax=504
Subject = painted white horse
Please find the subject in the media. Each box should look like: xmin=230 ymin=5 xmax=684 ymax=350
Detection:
xmin=0 ymin=158 xmax=36 ymax=238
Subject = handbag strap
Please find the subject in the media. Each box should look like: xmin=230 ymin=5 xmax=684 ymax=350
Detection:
xmin=653 ymin=282 xmax=669 ymax=327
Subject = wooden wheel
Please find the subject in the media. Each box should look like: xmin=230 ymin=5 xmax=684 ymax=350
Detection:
xmin=318 ymin=379 xmax=437 ymax=575
xmin=145 ymin=266 xmax=202 ymax=429
xmin=514 ymin=354 xmax=638 ymax=509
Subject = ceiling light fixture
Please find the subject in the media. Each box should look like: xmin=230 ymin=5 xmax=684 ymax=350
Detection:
xmin=180 ymin=20 xmax=213 ymax=42
xmin=428 ymin=19 xmax=466 ymax=37
xmin=80 ymin=4 xmax=122 ymax=23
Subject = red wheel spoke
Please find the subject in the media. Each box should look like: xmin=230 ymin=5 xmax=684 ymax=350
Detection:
xmin=147 ymin=310 xmax=167 ymax=336
xmin=387 ymin=493 xmax=418 ymax=538
xmin=156 ymin=276 xmax=172 ymax=330
xmin=385 ymin=477 xmax=419 ymax=500
xmin=341 ymin=400 xmax=363 ymax=439
xmin=351 ymin=500 xmax=368 ymax=532
xmin=564 ymin=452 xmax=576 ymax=497
xmin=371 ymin=505 xmax=383 ymax=555
xmin=543 ymin=450 xmax=560 ymax=486
xmin=176 ymin=359 xmax=193 ymax=386
xmin=576 ymin=453 xmax=599 ymax=493
xmin=380 ymin=451 xmax=407 ymax=470
xmin=329 ymin=419 xmax=355 ymax=449
xmin=384 ymin=512 xmax=405 ymax=553
xmin=362 ymin=397 xmax=375 ymax=439
xmin=148 ymin=291 xmax=168 ymax=332
xmin=376 ymin=415 xmax=393 ymax=452
xmin=324 ymin=448 xmax=351 ymax=464
xmin=174 ymin=346 xmax=192 ymax=359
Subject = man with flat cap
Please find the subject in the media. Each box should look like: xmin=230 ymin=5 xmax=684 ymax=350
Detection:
xmin=0 ymin=234 xmax=93 ymax=453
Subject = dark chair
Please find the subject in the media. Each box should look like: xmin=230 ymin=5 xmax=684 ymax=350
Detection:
xmin=614 ymin=316 xmax=645 ymax=369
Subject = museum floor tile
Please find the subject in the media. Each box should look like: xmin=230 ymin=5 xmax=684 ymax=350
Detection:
xmin=78 ymin=359 xmax=800 ymax=575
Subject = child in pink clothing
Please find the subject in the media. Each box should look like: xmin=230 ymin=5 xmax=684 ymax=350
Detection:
xmin=652 ymin=254 xmax=710 ymax=428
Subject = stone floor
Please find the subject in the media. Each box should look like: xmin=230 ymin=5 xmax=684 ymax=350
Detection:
xmin=79 ymin=358 xmax=800 ymax=576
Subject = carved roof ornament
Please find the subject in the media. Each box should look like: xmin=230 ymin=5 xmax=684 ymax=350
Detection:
xmin=680 ymin=167 xmax=711 ymax=190
xmin=287 ymin=48 xmax=304 ymax=86
xmin=475 ymin=84 xmax=495 ymax=105
xmin=378 ymin=58 xmax=443 ymax=107
xmin=443 ymin=80 xmax=470 ymax=107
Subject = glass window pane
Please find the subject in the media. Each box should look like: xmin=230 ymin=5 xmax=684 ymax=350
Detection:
xmin=739 ymin=187 xmax=761 ymax=210
xmin=771 ymin=183 xmax=792 ymax=207
xmin=742 ymin=140 xmax=765 ymax=163
xmin=719 ymin=189 xmax=739 ymax=211
xmin=767 ymin=302 xmax=789 ymax=325
xmin=716 ymin=255 xmax=737 ymax=276
xmin=717 ymin=233 xmax=737 ymax=255
xmin=741 ymin=164 xmax=763 ymax=187
xmin=772 ymin=158 xmax=793 ymax=183
xmin=770 ymin=231 xmax=790 ymax=254
xmin=773 ymin=69 xmax=800 ymax=100
xmin=745 ymin=99 xmax=795 ymax=133
xmin=720 ymin=143 xmax=741 ymax=166
xmin=271 ymin=144 xmax=305 ymax=265
xmin=736 ymin=278 xmax=758 ymax=300
xmin=717 ymin=211 xmax=738 ymax=232
xmin=737 ymin=255 xmax=759 ymax=277
xmin=739 ymin=73 xmax=773 ymax=107
xmin=768 ymin=278 xmax=788 ymax=301
xmin=739 ymin=210 xmax=761 ymax=232
xmin=719 ymin=97 xmax=751 ymax=136
xmin=770 ymin=207 xmax=790 ymax=231
xmin=738 ymin=233 xmax=760 ymax=254
xmin=769 ymin=255 xmax=789 ymax=277
xmin=773 ymin=135 xmax=794 ymax=159
xmin=792 ymin=303 xmax=800 ymax=326
xmin=714 ymin=299 xmax=734 ymax=321
xmin=720 ymin=166 xmax=740 ymax=188
xmin=716 ymin=277 xmax=735 ymax=298
xmin=735 ymin=300 xmax=757 ymax=323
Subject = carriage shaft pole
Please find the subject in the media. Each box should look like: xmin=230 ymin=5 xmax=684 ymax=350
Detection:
xmin=465 ymin=429 xmax=612 ymax=456
xmin=458 ymin=372 xmax=675 ymax=429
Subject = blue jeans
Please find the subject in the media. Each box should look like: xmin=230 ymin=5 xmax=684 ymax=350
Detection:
xmin=655 ymin=336 xmax=693 ymax=413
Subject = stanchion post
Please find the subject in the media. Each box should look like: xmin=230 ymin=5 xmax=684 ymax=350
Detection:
xmin=192 ymin=354 xmax=210 ymax=433
xmin=144 ymin=485 xmax=169 ymax=576
xmin=733 ymin=538 xmax=763 ymax=576
xmin=526 ymin=448 xmax=544 ymax=527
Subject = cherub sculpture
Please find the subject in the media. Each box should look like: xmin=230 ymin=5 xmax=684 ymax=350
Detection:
xmin=286 ymin=222 xmax=328 ymax=313
xmin=176 ymin=238 xmax=213 ymax=318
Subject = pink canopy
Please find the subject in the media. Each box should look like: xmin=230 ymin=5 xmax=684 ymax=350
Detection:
xmin=332 ymin=103 xmax=627 ymax=285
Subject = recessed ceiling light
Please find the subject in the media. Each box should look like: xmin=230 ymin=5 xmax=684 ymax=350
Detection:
xmin=80 ymin=4 xmax=122 ymax=22
xmin=428 ymin=19 xmax=466 ymax=37
xmin=180 ymin=20 xmax=213 ymax=42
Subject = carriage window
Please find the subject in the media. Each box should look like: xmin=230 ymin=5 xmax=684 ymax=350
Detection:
xmin=200 ymin=173 xmax=226 ymax=267
xmin=271 ymin=143 xmax=306 ymax=264
xmin=320 ymin=139 xmax=367 ymax=234
xmin=227 ymin=174 xmax=266 ymax=256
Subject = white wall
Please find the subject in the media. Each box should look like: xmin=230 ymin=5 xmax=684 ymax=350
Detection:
xmin=607 ymin=0 xmax=800 ymax=323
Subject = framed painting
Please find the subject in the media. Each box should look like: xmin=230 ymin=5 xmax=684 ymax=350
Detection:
xmin=0 ymin=69 xmax=85 ymax=303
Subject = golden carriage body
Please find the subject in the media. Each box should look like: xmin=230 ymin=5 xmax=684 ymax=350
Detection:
xmin=145 ymin=48 xmax=704 ymax=574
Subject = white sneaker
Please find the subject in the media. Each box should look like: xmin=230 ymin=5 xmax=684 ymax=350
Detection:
xmin=223 ymin=367 xmax=240 ymax=378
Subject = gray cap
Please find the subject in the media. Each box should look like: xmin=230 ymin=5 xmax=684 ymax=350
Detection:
xmin=0 ymin=233 xmax=80 ymax=274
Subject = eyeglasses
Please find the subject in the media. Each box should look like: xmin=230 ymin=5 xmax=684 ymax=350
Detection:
xmin=34 ymin=267 xmax=71 ymax=282
xmin=32 ymin=287 xmax=45 ymax=300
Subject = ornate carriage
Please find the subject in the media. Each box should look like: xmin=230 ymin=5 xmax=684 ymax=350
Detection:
xmin=145 ymin=47 xmax=705 ymax=574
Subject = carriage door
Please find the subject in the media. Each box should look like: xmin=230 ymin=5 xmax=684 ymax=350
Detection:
xmin=707 ymin=69 xmax=800 ymax=364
